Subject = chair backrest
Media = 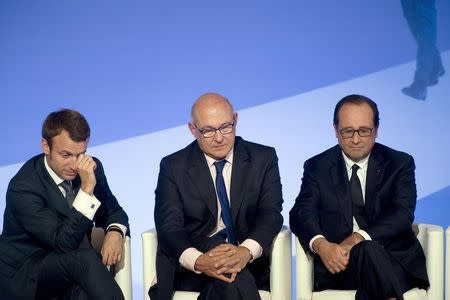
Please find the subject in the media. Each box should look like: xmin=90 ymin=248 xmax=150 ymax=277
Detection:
xmin=446 ymin=227 xmax=450 ymax=300
xmin=414 ymin=223 xmax=444 ymax=300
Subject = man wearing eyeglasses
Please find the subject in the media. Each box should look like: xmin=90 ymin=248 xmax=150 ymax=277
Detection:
xmin=290 ymin=94 xmax=429 ymax=299
xmin=150 ymin=93 xmax=283 ymax=300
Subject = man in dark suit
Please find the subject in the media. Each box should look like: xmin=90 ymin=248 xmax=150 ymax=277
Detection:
xmin=150 ymin=93 xmax=283 ymax=300
xmin=0 ymin=109 xmax=129 ymax=299
xmin=290 ymin=95 xmax=429 ymax=299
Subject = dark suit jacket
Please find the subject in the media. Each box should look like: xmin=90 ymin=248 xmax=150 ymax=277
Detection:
xmin=152 ymin=136 xmax=283 ymax=299
xmin=0 ymin=154 xmax=129 ymax=300
xmin=289 ymin=143 xmax=429 ymax=289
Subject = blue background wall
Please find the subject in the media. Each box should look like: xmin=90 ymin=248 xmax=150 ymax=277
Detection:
xmin=1 ymin=1 xmax=449 ymax=298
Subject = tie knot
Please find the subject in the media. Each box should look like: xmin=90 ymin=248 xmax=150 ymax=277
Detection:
xmin=214 ymin=160 xmax=227 ymax=173
xmin=352 ymin=164 xmax=360 ymax=174
xmin=59 ymin=180 xmax=73 ymax=193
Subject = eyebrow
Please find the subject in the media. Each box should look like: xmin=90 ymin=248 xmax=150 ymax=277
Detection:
xmin=201 ymin=121 xmax=234 ymax=129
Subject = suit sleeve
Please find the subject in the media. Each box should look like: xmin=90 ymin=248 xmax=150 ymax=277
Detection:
xmin=289 ymin=160 xmax=323 ymax=254
xmin=7 ymin=184 xmax=93 ymax=253
xmin=246 ymin=148 xmax=283 ymax=250
xmin=154 ymin=157 xmax=191 ymax=260
xmin=92 ymin=158 xmax=130 ymax=235
xmin=364 ymin=155 xmax=416 ymax=243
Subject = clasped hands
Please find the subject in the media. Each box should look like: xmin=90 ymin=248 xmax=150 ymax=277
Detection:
xmin=194 ymin=244 xmax=252 ymax=283
xmin=313 ymin=232 xmax=364 ymax=274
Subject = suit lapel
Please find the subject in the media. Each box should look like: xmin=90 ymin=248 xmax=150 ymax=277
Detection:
xmin=36 ymin=155 xmax=72 ymax=216
xmin=187 ymin=143 xmax=218 ymax=218
xmin=365 ymin=144 xmax=385 ymax=215
xmin=230 ymin=137 xmax=250 ymax=223
xmin=329 ymin=146 xmax=353 ymax=228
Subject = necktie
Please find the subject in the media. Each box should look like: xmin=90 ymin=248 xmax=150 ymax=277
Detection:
xmin=350 ymin=164 xmax=368 ymax=228
xmin=59 ymin=180 xmax=75 ymax=206
xmin=214 ymin=160 xmax=237 ymax=245
xmin=59 ymin=180 xmax=91 ymax=248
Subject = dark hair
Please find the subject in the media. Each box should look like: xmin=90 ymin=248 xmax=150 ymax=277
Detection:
xmin=42 ymin=109 xmax=90 ymax=147
xmin=333 ymin=94 xmax=379 ymax=128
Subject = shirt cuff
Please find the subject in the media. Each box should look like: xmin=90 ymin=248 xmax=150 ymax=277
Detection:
xmin=309 ymin=234 xmax=325 ymax=253
xmin=356 ymin=229 xmax=371 ymax=241
xmin=240 ymin=239 xmax=263 ymax=262
xmin=72 ymin=189 xmax=101 ymax=220
xmin=107 ymin=223 xmax=128 ymax=237
xmin=179 ymin=247 xmax=203 ymax=274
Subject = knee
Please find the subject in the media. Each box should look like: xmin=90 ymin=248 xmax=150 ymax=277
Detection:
xmin=73 ymin=249 xmax=103 ymax=273
xmin=76 ymin=248 xmax=101 ymax=264
xmin=351 ymin=240 xmax=387 ymax=262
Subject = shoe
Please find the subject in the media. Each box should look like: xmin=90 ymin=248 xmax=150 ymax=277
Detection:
xmin=402 ymin=82 xmax=427 ymax=100
xmin=428 ymin=68 xmax=445 ymax=86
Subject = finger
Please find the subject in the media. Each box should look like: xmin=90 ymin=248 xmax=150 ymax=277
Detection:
xmin=216 ymin=258 xmax=241 ymax=274
xmin=214 ymin=273 xmax=233 ymax=283
xmin=214 ymin=256 xmax=239 ymax=269
xmin=209 ymin=250 xmax=236 ymax=262
xmin=209 ymin=244 xmax=233 ymax=255
xmin=76 ymin=153 xmax=85 ymax=164
xmin=102 ymin=251 xmax=110 ymax=266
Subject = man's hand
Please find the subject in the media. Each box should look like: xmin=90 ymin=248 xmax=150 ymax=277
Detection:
xmin=76 ymin=154 xmax=97 ymax=195
xmin=208 ymin=244 xmax=252 ymax=275
xmin=194 ymin=244 xmax=237 ymax=283
xmin=313 ymin=238 xmax=349 ymax=274
xmin=101 ymin=231 xmax=124 ymax=266
xmin=340 ymin=232 xmax=364 ymax=253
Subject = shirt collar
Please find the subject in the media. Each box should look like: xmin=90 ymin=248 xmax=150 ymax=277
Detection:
xmin=342 ymin=151 xmax=370 ymax=173
xmin=204 ymin=148 xmax=234 ymax=167
xmin=44 ymin=156 xmax=65 ymax=186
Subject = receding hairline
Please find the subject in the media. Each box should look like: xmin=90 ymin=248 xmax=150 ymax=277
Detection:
xmin=190 ymin=93 xmax=234 ymax=123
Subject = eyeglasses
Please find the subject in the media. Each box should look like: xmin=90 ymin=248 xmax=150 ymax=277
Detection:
xmin=193 ymin=122 xmax=235 ymax=138
xmin=339 ymin=127 xmax=373 ymax=139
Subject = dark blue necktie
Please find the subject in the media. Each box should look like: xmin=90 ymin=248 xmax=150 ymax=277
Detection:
xmin=214 ymin=160 xmax=237 ymax=245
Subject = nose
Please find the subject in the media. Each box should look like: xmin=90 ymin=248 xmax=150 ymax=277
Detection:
xmin=351 ymin=132 xmax=361 ymax=144
xmin=69 ymin=156 xmax=77 ymax=170
xmin=214 ymin=131 xmax=224 ymax=143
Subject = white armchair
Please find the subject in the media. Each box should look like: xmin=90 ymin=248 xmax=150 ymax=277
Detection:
xmin=142 ymin=226 xmax=292 ymax=300
xmin=295 ymin=223 xmax=444 ymax=300
xmin=446 ymin=226 xmax=450 ymax=300
xmin=91 ymin=227 xmax=133 ymax=300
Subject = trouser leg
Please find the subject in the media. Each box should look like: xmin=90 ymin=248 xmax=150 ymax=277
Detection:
xmin=350 ymin=241 xmax=413 ymax=300
xmin=36 ymin=249 xmax=124 ymax=300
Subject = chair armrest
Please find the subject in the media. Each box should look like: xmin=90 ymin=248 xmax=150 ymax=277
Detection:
xmin=295 ymin=236 xmax=314 ymax=300
xmin=416 ymin=223 xmax=444 ymax=300
xmin=446 ymin=227 xmax=450 ymax=300
xmin=142 ymin=229 xmax=158 ymax=300
xmin=269 ymin=225 xmax=292 ymax=300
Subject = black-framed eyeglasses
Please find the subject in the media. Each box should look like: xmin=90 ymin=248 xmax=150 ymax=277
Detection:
xmin=339 ymin=127 xmax=373 ymax=139
xmin=193 ymin=122 xmax=235 ymax=138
